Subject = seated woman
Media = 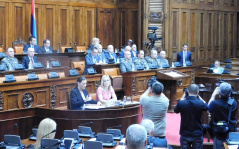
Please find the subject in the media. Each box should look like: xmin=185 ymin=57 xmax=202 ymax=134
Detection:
xmin=96 ymin=75 xmax=117 ymax=105
xmin=71 ymin=76 xmax=99 ymax=110
xmin=34 ymin=118 xmax=57 ymax=149
xmin=212 ymin=60 xmax=224 ymax=74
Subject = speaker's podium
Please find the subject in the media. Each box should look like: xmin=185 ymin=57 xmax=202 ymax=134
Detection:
xmin=157 ymin=69 xmax=190 ymax=110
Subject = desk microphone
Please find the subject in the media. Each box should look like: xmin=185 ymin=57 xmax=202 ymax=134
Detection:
xmin=79 ymin=122 xmax=93 ymax=126
xmin=41 ymin=129 xmax=56 ymax=139
xmin=4 ymin=123 xmax=18 ymax=134
xmin=107 ymin=125 xmax=122 ymax=129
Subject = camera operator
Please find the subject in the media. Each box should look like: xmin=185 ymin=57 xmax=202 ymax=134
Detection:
xmin=208 ymin=82 xmax=237 ymax=149
xmin=140 ymin=77 xmax=169 ymax=138
xmin=174 ymin=84 xmax=208 ymax=149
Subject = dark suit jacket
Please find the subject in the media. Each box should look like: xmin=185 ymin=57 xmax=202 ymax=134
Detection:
xmin=38 ymin=46 xmax=54 ymax=53
xmin=83 ymin=53 xmax=100 ymax=75
xmin=23 ymin=44 xmax=39 ymax=54
xmin=21 ymin=56 xmax=38 ymax=69
xmin=70 ymin=88 xmax=98 ymax=110
xmin=177 ymin=51 xmax=191 ymax=65
xmin=105 ymin=52 xmax=117 ymax=63
xmin=149 ymin=137 xmax=168 ymax=148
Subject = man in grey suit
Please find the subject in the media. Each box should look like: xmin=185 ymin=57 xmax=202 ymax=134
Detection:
xmin=133 ymin=50 xmax=148 ymax=69
xmin=38 ymin=39 xmax=54 ymax=53
xmin=145 ymin=49 xmax=161 ymax=68
xmin=120 ymin=51 xmax=135 ymax=73
xmin=1 ymin=47 xmax=18 ymax=71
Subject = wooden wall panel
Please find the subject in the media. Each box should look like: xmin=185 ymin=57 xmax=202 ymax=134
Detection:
xmin=14 ymin=3 xmax=26 ymax=42
xmin=84 ymin=7 xmax=96 ymax=48
xmin=72 ymin=7 xmax=84 ymax=45
xmin=0 ymin=4 xmax=6 ymax=48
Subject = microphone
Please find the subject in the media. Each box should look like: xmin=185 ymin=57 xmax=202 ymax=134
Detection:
xmin=107 ymin=125 xmax=122 ymax=129
xmin=79 ymin=122 xmax=93 ymax=126
xmin=41 ymin=129 xmax=56 ymax=139
xmin=4 ymin=123 xmax=18 ymax=134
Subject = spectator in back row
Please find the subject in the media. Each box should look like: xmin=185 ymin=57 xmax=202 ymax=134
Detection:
xmin=95 ymin=44 xmax=107 ymax=63
xmin=105 ymin=45 xmax=117 ymax=63
xmin=212 ymin=60 xmax=224 ymax=74
xmin=23 ymin=36 xmax=39 ymax=54
xmin=118 ymin=46 xmax=134 ymax=59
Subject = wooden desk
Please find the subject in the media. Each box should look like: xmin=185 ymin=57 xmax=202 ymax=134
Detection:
xmin=92 ymin=63 xmax=120 ymax=74
xmin=196 ymin=72 xmax=239 ymax=79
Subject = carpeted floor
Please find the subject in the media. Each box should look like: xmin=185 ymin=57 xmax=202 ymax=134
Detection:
xmin=166 ymin=113 xmax=213 ymax=145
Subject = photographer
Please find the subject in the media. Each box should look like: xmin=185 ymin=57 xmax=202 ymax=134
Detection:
xmin=140 ymin=77 xmax=169 ymax=137
xmin=208 ymin=82 xmax=237 ymax=149
xmin=174 ymin=84 xmax=208 ymax=149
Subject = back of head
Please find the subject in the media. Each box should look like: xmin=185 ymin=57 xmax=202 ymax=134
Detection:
xmin=126 ymin=124 xmax=147 ymax=149
xmin=188 ymin=84 xmax=199 ymax=96
xmin=219 ymin=82 xmax=232 ymax=98
xmin=35 ymin=118 xmax=57 ymax=149
xmin=152 ymin=82 xmax=164 ymax=95
xmin=140 ymin=119 xmax=154 ymax=135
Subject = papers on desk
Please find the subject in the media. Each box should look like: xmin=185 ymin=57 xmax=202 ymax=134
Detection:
xmin=164 ymin=72 xmax=183 ymax=77
xmin=88 ymin=138 xmax=96 ymax=141
xmin=227 ymin=145 xmax=239 ymax=149
xmin=5 ymin=146 xmax=20 ymax=149
xmin=116 ymin=145 xmax=126 ymax=149
xmin=84 ymin=101 xmax=140 ymax=110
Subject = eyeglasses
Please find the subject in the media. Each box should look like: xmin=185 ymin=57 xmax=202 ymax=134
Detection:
xmin=103 ymin=79 xmax=110 ymax=82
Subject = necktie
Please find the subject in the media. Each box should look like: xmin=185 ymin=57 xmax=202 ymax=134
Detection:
xmin=31 ymin=58 xmax=34 ymax=66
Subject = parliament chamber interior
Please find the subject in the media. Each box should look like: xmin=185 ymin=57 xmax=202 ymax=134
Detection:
xmin=0 ymin=0 xmax=239 ymax=149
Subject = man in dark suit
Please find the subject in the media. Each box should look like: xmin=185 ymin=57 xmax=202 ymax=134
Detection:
xmin=38 ymin=39 xmax=54 ymax=53
xmin=23 ymin=36 xmax=39 ymax=54
xmin=105 ymin=45 xmax=117 ymax=63
xmin=22 ymin=48 xmax=39 ymax=69
xmin=95 ymin=44 xmax=106 ymax=63
xmin=177 ymin=43 xmax=191 ymax=66
xmin=83 ymin=48 xmax=99 ymax=75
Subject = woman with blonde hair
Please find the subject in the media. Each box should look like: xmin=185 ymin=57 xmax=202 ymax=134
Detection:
xmin=34 ymin=118 xmax=57 ymax=149
xmin=96 ymin=75 xmax=117 ymax=105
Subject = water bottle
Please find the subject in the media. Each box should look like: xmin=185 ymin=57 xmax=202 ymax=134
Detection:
xmin=132 ymin=64 xmax=135 ymax=71
xmin=123 ymin=96 xmax=127 ymax=104
xmin=172 ymin=62 xmax=175 ymax=68
xmin=46 ymin=61 xmax=50 ymax=68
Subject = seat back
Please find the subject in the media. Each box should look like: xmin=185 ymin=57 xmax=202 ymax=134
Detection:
xmin=60 ymin=46 xmax=72 ymax=53
xmin=102 ymin=68 xmax=119 ymax=76
xmin=58 ymin=72 xmax=65 ymax=78
xmin=84 ymin=140 xmax=103 ymax=149
xmin=0 ymin=46 xmax=4 ymax=53
xmin=76 ymin=46 xmax=87 ymax=53
xmin=13 ymin=45 xmax=24 ymax=54
xmin=67 ymin=90 xmax=71 ymax=110
xmin=72 ymin=61 xmax=85 ymax=75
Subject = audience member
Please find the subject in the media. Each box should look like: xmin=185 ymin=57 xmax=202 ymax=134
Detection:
xmin=208 ymin=83 xmax=237 ymax=149
xmin=126 ymin=124 xmax=147 ymax=149
xmin=177 ymin=43 xmax=191 ymax=66
xmin=120 ymin=51 xmax=134 ymax=73
xmin=212 ymin=60 xmax=224 ymax=74
xmin=158 ymin=51 xmax=169 ymax=65
xmin=95 ymin=44 xmax=106 ymax=63
xmin=140 ymin=119 xmax=172 ymax=149
xmin=38 ymin=39 xmax=54 ymax=53
xmin=96 ymin=75 xmax=117 ymax=105
xmin=174 ymin=84 xmax=208 ymax=149
xmin=88 ymin=37 xmax=100 ymax=52
xmin=131 ymin=44 xmax=138 ymax=58
xmin=1 ymin=47 xmax=18 ymax=71
xmin=34 ymin=118 xmax=57 ymax=149
xmin=145 ymin=49 xmax=161 ymax=68
xmin=83 ymin=47 xmax=99 ymax=75
xmin=124 ymin=39 xmax=133 ymax=48
xmin=118 ymin=46 xmax=134 ymax=59
xmin=23 ymin=36 xmax=39 ymax=54
xmin=133 ymin=50 xmax=148 ymax=70
xmin=105 ymin=45 xmax=117 ymax=63
xmin=70 ymin=76 xmax=99 ymax=110
xmin=22 ymin=48 xmax=39 ymax=69
xmin=140 ymin=80 xmax=169 ymax=137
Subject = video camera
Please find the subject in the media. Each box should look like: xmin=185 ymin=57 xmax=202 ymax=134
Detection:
xmin=147 ymin=76 xmax=158 ymax=88
xmin=147 ymin=26 xmax=162 ymax=47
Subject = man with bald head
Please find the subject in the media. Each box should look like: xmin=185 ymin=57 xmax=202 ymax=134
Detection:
xmin=126 ymin=124 xmax=147 ymax=149
xmin=1 ymin=47 xmax=18 ymax=71
xmin=105 ymin=45 xmax=117 ymax=63
xmin=22 ymin=48 xmax=39 ymax=69
xmin=133 ymin=50 xmax=148 ymax=70
xmin=174 ymin=84 xmax=208 ymax=149
xmin=118 ymin=46 xmax=134 ymax=59
xmin=145 ymin=49 xmax=161 ymax=69
xmin=120 ymin=51 xmax=135 ymax=73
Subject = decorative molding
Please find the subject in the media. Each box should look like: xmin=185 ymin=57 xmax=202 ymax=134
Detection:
xmin=132 ymin=77 xmax=136 ymax=96
xmin=51 ymin=85 xmax=57 ymax=109
xmin=22 ymin=93 xmax=34 ymax=108
xmin=149 ymin=12 xmax=164 ymax=23
xmin=177 ymin=79 xmax=183 ymax=87
xmin=0 ymin=91 xmax=3 ymax=110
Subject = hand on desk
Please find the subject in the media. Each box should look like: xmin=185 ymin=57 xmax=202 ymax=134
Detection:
xmin=85 ymin=95 xmax=92 ymax=102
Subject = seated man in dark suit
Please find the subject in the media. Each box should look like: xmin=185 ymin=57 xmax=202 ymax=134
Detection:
xmin=140 ymin=119 xmax=172 ymax=149
xmin=83 ymin=47 xmax=99 ymax=75
xmin=177 ymin=43 xmax=191 ymax=66
xmin=23 ymin=36 xmax=39 ymax=54
xmin=95 ymin=44 xmax=106 ymax=63
xmin=38 ymin=39 xmax=54 ymax=53
xmin=22 ymin=48 xmax=39 ymax=69
xmin=105 ymin=45 xmax=117 ymax=63
xmin=118 ymin=46 xmax=134 ymax=59
xmin=1 ymin=47 xmax=18 ymax=71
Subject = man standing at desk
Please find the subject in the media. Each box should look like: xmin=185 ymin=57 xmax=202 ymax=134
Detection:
xmin=83 ymin=47 xmax=99 ymax=75
xmin=105 ymin=45 xmax=117 ymax=63
xmin=177 ymin=43 xmax=191 ymax=66
xmin=38 ymin=39 xmax=54 ymax=53
xmin=22 ymin=48 xmax=39 ymax=69
xmin=145 ymin=49 xmax=161 ymax=68
xmin=133 ymin=50 xmax=148 ymax=69
xmin=1 ymin=47 xmax=18 ymax=71
xmin=120 ymin=51 xmax=135 ymax=73
xmin=23 ymin=36 xmax=39 ymax=54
